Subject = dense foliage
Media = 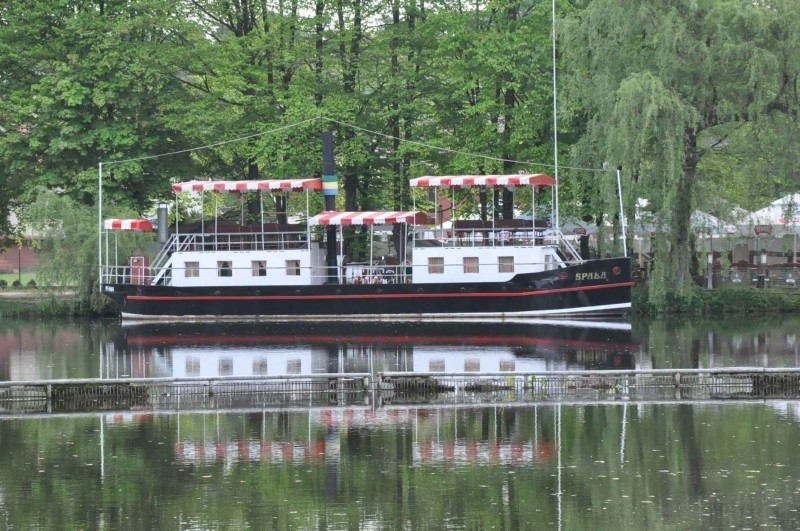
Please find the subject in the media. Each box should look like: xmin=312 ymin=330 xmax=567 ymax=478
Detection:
xmin=562 ymin=0 xmax=800 ymax=305
xmin=1 ymin=0 xmax=798 ymax=310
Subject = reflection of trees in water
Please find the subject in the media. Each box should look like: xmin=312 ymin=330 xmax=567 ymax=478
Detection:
xmin=643 ymin=316 xmax=800 ymax=368
xmin=5 ymin=402 xmax=800 ymax=529
xmin=677 ymin=404 xmax=704 ymax=501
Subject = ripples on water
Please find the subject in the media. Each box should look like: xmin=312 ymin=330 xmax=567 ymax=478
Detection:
xmin=3 ymin=403 xmax=800 ymax=529
xmin=3 ymin=316 xmax=800 ymax=528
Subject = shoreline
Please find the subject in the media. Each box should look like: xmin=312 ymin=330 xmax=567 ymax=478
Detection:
xmin=0 ymin=290 xmax=77 ymax=298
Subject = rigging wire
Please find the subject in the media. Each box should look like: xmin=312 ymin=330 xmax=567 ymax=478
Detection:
xmin=102 ymin=118 xmax=320 ymax=165
xmin=100 ymin=116 xmax=610 ymax=174
xmin=324 ymin=118 xmax=607 ymax=173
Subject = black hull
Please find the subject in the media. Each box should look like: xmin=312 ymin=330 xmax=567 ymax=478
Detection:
xmin=102 ymin=258 xmax=632 ymax=320
xmin=119 ymin=319 xmax=634 ymax=349
xmin=117 ymin=320 xmax=637 ymax=370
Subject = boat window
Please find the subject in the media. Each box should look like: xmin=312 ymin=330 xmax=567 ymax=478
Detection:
xmin=218 ymin=357 xmax=233 ymax=376
xmin=429 ymin=359 xmax=445 ymax=372
xmin=286 ymin=359 xmax=301 ymax=374
xmin=500 ymin=360 xmax=516 ymax=372
xmin=185 ymin=357 xmax=200 ymax=376
xmin=463 ymin=257 xmax=479 ymax=274
xmin=464 ymin=358 xmax=480 ymax=372
xmin=185 ymin=261 xmax=200 ymax=278
xmin=285 ymin=260 xmax=301 ymax=276
xmin=498 ymin=256 xmax=514 ymax=273
xmin=428 ymin=257 xmax=444 ymax=274
xmin=253 ymin=358 xmax=268 ymax=375
xmin=218 ymin=261 xmax=232 ymax=277
xmin=252 ymin=260 xmax=267 ymax=277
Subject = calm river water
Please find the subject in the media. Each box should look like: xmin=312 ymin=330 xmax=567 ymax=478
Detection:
xmin=2 ymin=316 xmax=800 ymax=529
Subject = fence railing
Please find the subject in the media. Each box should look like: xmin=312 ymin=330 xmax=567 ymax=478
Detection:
xmin=4 ymin=368 xmax=800 ymax=414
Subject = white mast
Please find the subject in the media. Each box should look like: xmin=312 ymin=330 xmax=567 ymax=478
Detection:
xmin=551 ymin=0 xmax=559 ymax=230
xmin=98 ymin=162 xmax=103 ymax=290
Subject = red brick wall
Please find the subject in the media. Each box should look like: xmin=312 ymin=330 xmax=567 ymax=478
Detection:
xmin=0 ymin=245 xmax=38 ymax=273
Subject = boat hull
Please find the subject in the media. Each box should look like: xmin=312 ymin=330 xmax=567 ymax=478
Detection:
xmin=102 ymin=258 xmax=632 ymax=321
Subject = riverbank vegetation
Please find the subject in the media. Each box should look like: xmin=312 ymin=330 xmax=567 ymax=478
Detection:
xmin=1 ymin=0 xmax=798 ymax=314
xmin=632 ymin=285 xmax=800 ymax=317
xmin=0 ymin=292 xmax=85 ymax=320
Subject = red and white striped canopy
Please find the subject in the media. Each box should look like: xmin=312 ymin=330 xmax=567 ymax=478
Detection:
xmin=104 ymin=219 xmax=154 ymax=232
xmin=409 ymin=173 xmax=556 ymax=189
xmin=171 ymin=178 xmax=322 ymax=193
xmin=309 ymin=211 xmax=428 ymax=226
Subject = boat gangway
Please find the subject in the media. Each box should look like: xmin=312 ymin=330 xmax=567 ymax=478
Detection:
xmin=2 ymin=368 xmax=800 ymax=414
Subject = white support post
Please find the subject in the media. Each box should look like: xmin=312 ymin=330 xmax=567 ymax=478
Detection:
xmin=552 ymin=0 xmax=559 ymax=231
xmin=98 ymin=162 xmax=103 ymax=289
xmin=616 ymin=167 xmax=628 ymax=257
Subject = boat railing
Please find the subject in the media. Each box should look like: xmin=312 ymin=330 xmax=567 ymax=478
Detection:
xmin=149 ymin=233 xmax=183 ymax=275
xmin=412 ymin=227 xmax=584 ymax=262
xmin=551 ymin=229 xmax=584 ymax=263
xmin=104 ymin=253 xmax=575 ymax=287
xmin=106 ymin=262 xmax=313 ymax=287
xmin=167 ymin=229 xmax=309 ymax=253
xmin=339 ymin=257 xmax=565 ymax=285
xmin=102 ymin=264 xmax=153 ymax=286
xmin=413 ymin=227 xmax=555 ymax=248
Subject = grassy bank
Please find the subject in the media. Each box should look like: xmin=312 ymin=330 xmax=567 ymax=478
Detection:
xmin=0 ymin=272 xmax=91 ymax=318
xmin=0 ymin=289 xmax=87 ymax=319
xmin=632 ymin=284 xmax=800 ymax=316
xmin=0 ymin=272 xmax=37 ymax=289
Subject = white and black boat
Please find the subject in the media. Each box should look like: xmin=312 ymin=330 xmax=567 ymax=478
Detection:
xmin=100 ymin=150 xmax=632 ymax=320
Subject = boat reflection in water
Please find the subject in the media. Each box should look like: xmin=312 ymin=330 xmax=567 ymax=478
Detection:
xmin=110 ymin=320 xmax=635 ymax=468
xmin=113 ymin=319 xmax=636 ymax=380
xmin=170 ymin=405 xmax=558 ymax=467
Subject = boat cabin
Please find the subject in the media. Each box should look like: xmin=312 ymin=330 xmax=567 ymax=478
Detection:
xmin=100 ymin=173 xmax=580 ymax=288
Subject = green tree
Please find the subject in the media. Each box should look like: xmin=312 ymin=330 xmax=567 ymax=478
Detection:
xmin=20 ymin=191 xmax=147 ymax=313
xmin=0 ymin=0 xmax=197 ymax=213
xmin=563 ymin=0 xmax=800 ymax=307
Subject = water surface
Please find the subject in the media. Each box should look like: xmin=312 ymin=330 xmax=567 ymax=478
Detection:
xmin=2 ymin=316 xmax=800 ymax=529
xmin=2 ymin=403 xmax=800 ymax=529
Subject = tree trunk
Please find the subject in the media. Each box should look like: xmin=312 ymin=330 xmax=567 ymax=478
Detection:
xmin=656 ymin=131 xmax=700 ymax=296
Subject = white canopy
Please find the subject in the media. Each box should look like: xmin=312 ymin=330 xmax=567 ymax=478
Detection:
xmin=171 ymin=178 xmax=321 ymax=193
xmin=691 ymin=210 xmax=737 ymax=235
xmin=104 ymin=219 xmax=154 ymax=232
xmin=410 ymin=174 xmax=556 ymax=189
xmin=308 ymin=211 xmax=428 ymax=226
xmin=745 ymin=194 xmax=800 ymax=226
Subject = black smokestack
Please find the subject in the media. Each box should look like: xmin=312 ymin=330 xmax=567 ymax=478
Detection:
xmin=322 ymin=131 xmax=338 ymax=283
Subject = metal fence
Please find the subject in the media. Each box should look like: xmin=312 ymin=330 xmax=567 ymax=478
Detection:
xmin=0 ymin=374 xmax=371 ymax=413
xmin=2 ymin=368 xmax=800 ymax=414
xmin=713 ymin=267 xmax=799 ymax=288
xmin=378 ymin=368 xmax=800 ymax=404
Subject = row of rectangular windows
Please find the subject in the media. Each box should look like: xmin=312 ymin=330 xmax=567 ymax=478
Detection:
xmin=428 ymin=359 xmax=516 ymax=372
xmin=185 ymin=357 xmax=515 ymax=375
xmin=184 ymin=257 xmax=515 ymax=277
xmin=184 ymin=260 xmax=301 ymax=277
xmin=427 ymin=256 xmax=514 ymax=274
xmin=185 ymin=357 xmax=302 ymax=376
